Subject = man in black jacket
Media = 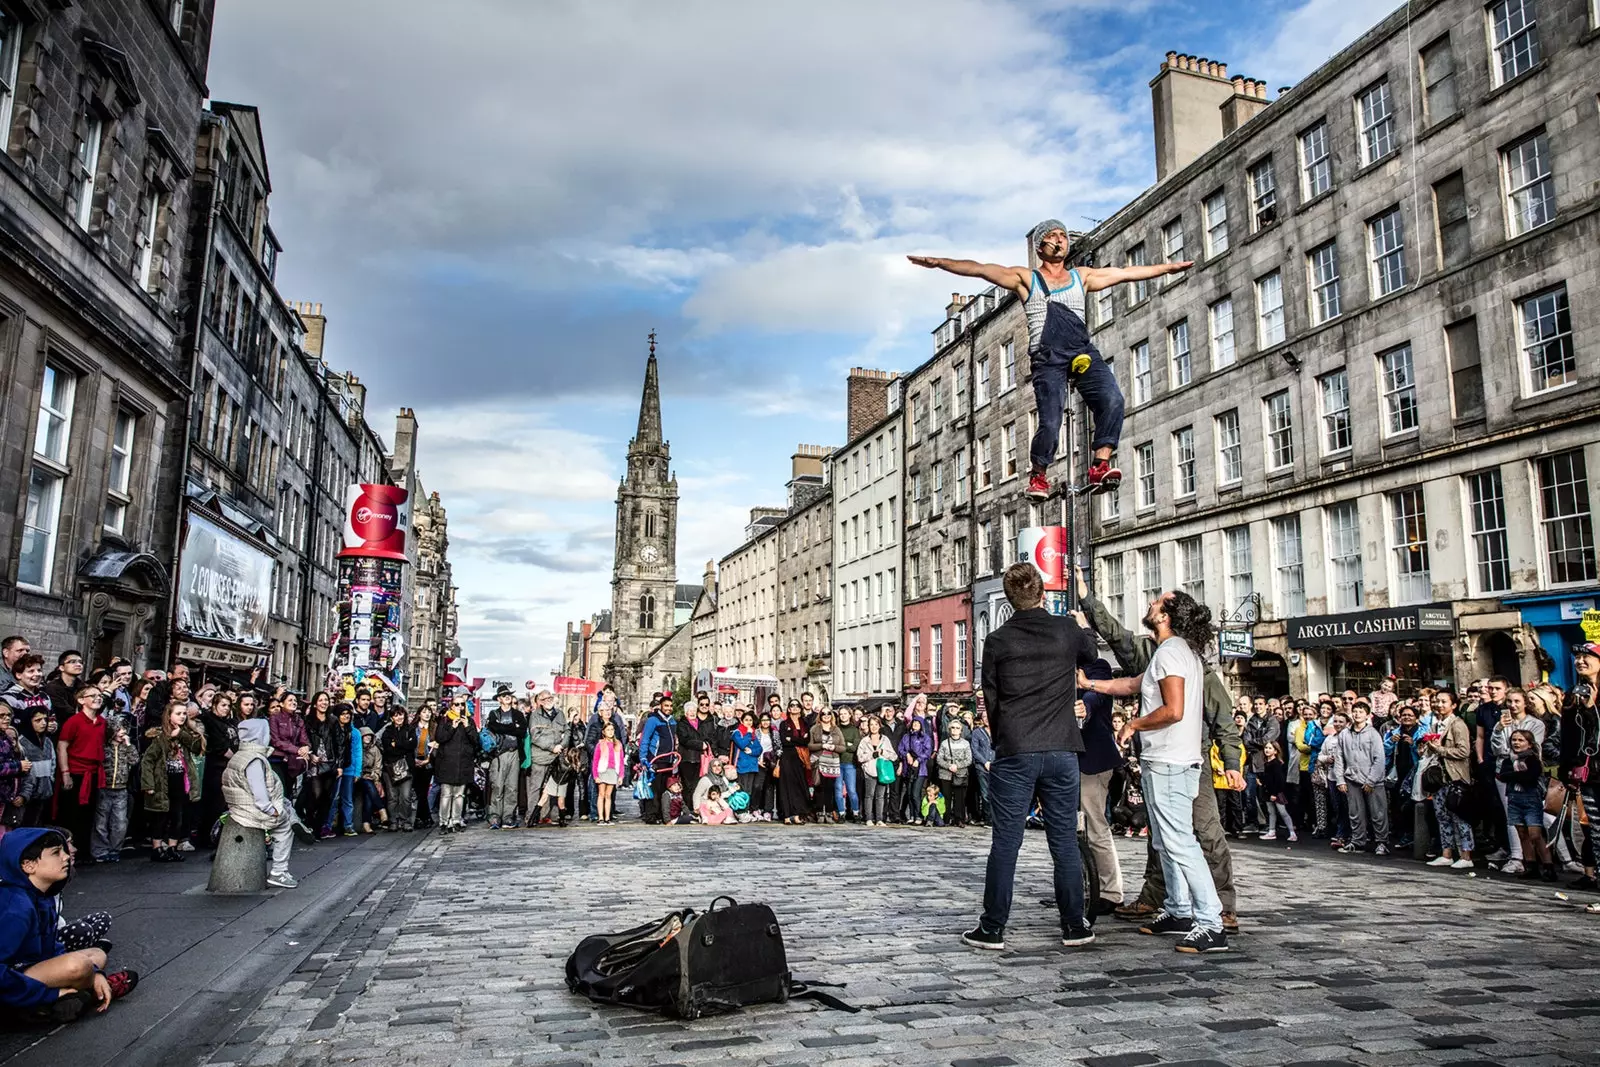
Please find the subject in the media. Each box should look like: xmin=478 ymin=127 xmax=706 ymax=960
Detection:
xmin=484 ymin=686 xmax=528 ymax=829
xmin=963 ymin=563 xmax=1098 ymax=952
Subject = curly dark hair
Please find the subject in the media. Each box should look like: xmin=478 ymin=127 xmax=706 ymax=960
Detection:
xmin=1162 ymin=590 xmax=1214 ymax=658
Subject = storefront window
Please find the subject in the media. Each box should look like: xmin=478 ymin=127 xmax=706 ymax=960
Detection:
xmin=1327 ymin=640 xmax=1453 ymax=696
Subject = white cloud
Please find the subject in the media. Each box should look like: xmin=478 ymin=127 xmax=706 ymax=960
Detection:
xmin=1243 ymin=0 xmax=1406 ymax=85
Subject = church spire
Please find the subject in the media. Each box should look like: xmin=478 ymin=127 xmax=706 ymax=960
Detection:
xmin=633 ymin=330 xmax=662 ymax=446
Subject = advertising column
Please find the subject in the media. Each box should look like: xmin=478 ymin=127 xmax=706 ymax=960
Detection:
xmin=334 ymin=485 xmax=411 ymax=696
xmin=1017 ymin=526 xmax=1071 ymax=615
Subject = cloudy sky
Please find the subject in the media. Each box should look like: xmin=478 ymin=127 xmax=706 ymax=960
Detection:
xmin=209 ymin=0 xmax=1400 ymax=685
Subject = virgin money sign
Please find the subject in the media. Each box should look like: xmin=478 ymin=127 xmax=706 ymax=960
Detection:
xmin=554 ymin=675 xmax=600 ymax=696
xmin=1017 ymin=526 xmax=1069 ymax=591
xmin=338 ymin=484 xmax=410 ymax=561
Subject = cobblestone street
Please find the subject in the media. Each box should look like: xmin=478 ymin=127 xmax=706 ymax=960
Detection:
xmin=199 ymin=824 xmax=1600 ymax=1067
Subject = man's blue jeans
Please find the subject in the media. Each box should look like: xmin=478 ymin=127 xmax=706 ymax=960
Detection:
xmin=980 ymin=751 xmax=1085 ymax=934
xmin=327 ymin=774 xmax=356 ymax=832
xmin=1142 ymin=760 xmax=1223 ymax=933
xmin=834 ymin=763 xmax=860 ymax=816
xmin=1030 ymin=351 xmax=1123 ymax=471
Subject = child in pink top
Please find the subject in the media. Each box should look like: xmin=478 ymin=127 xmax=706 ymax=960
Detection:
xmin=589 ymin=723 xmax=626 ymax=824
xmin=696 ymin=786 xmax=733 ymax=825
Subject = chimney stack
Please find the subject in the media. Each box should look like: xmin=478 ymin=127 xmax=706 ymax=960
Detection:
xmin=1151 ymin=52 xmax=1267 ymax=182
xmin=845 ymin=367 xmax=897 ymax=442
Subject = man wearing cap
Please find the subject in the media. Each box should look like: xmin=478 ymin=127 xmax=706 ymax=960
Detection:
xmin=909 ymin=223 xmax=1190 ymax=500
xmin=1559 ymin=642 xmax=1600 ymax=892
xmin=484 ymin=686 xmax=528 ymax=829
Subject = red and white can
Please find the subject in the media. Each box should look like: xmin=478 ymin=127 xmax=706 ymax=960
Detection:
xmin=1017 ymin=526 xmax=1070 ymax=591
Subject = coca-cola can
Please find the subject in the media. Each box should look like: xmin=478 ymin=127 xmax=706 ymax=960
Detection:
xmin=1017 ymin=526 xmax=1070 ymax=590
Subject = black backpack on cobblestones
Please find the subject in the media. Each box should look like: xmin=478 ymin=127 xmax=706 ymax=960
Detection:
xmin=564 ymin=896 xmax=856 ymax=1019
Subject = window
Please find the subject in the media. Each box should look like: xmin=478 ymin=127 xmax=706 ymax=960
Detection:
xmin=953 ymin=361 xmax=966 ymax=412
xmin=955 ymin=449 xmax=967 ymax=504
xmin=931 ymin=461 xmax=943 ymax=515
xmin=1215 ymin=410 xmax=1242 ymax=485
xmin=1179 ymin=537 xmax=1204 ymax=603
xmin=1136 ymin=442 xmax=1156 ymax=509
xmin=1308 ymin=241 xmax=1341 ymax=324
xmin=1203 ymin=190 xmax=1229 ymax=256
xmin=1131 ymin=341 xmax=1152 ymax=405
xmin=136 ymin=192 xmax=163 ymax=292
xmin=1249 ymin=158 xmax=1278 ymax=230
xmin=1264 ymin=390 xmax=1295 ymax=471
xmin=909 ymin=629 xmax=921 ymax=677
xmin=1101 ymin=482 xmax=1121 ymax=522
xmin=1255 ymin=271 xmax=1284 ymax=346
xmin=930 ymin=546 xmax=943 ymax=593
xmin=1209 ymin=298 xmax=1235 ymax=369
xmin=1127 ymin=243 xmax=1148 ymax=304
xmin=1358 ymin=81 xmax=1395 ymax=165
xmin=1162 ymin=218 xmax=1185 ymax=266
xmin=1519 ymin=285 xmax=1574 ymax=393
xmin=1173 ymin=427 xmax=1195 ymax=497
xmin=974 ymin=356 xmax=989 ymax=406
xmin=1379 ymin=344 xmax=1419 ymax=435
xmin=978 ymin=436 xmax=992 ymax=488
xmin=1465 ymin=471 xmax=1511 ymax=593
xmin=1419 ymin=36 xmax=1459 ymax=127
xmin=1318 ymin=369 xmax=1351 ymax=453
xmin=1433 ymin=172 xmax=1470 ymax=270
xmin=1327 ymin=501 xmax=1364 ymax=610
xmin=954 ymin=621 xmax=968 ymax=682
xmin=638 ymin=593 xmax=656 ymax=630
xmin=35 ymin=365 xmax=75 ymax=464
xmin=0 ymin=13 xmax=22 ymax=149
xmin=1000 ymin=340 xmax=1016 ymax=391
xmin=20 ymin=466 xmax=63 ymax=590
xmin=104 ymin=410 xmax=135 ymax=534
xmin=1139 ymin=546 xmax=1161 ymax=604
xmin=1503 ymin=131 xmax=1554 ymax=236
xmin=1095 ymin=286 xmax=1114 ymax=327
xmin=1225 ymin=526 xmax=1253 ymax=606
xmin=910 ymin=553 xmax=922 ymax=598
xmin=1536 ymin=451 xmax=1597 ymax=585
xmin=1446 ymin=317 xmax=1484 ymax=419
xmin=1168 ymin=320 xmax=1191 ymax=387
xmin=1001 ymin=422 xmax=1017 ymax=479
xmin=74 ymin=113 xmax=105 ymax=230
xmin=978 ymin=520 xmax=992 ymax=575
xmin=1001 ymin=512 xmax=1016 ymax=561
xmin=930 ymin=377 xmax=945 ymax=424
xmin=909 ymin=471 xmax=923 ymax=524
xmin=643 ymin=510 xmax=657 ymax=539
xmin=1368 ymin=207 xmax=1407 ymax=296
xmin=1272 ymin=515 xmax=1306 ymax=616
xmin=1103 ymin=553 xmax=1125 ymax=622
xmin=954 ymin=537 xmax=969 ymax=587
xmin=1299 ymin=121 xmax=1332 ymax=200
xmin=1388 ymin=488 xmax=1431 ymax=604
xmin=1489 ymin=0 xmax=1541 ymax=87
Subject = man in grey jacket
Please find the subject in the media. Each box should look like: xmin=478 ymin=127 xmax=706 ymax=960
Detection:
xmin=1075 ymin=571 xmax=1246 ymax=933
xmin=526 ymin=690 xmax=567 ymax=825
xmin=1333 ymin=701 xmax=1389 ymax=854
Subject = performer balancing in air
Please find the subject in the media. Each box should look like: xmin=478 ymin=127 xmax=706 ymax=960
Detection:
xmin=909 ymin=221 xmax=1192 ymax=499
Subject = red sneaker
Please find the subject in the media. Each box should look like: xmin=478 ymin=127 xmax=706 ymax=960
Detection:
xmin=104 ymin=969 xmax=139 ymax=1001
xmin=1025 ymin=472 xmax=1051 ymax=500
xmin=1087 ymin=460 xmax=1122 ymax=493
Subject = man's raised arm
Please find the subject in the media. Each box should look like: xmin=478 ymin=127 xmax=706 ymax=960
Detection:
xmin=1080 ymin=261 xmax=1193 ymax=292
xmin=907 ymin=256 xmax=1030 ymax=297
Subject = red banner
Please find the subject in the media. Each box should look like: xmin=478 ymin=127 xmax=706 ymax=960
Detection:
xmin=553 ymin=675 xmax=600 ymax=696
xmin=338 ymin=484 xmax=411 ymax=561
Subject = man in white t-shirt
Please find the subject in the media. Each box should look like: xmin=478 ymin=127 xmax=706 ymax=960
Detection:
xmin=1080 ymin=589 xmax=1227 ymax=953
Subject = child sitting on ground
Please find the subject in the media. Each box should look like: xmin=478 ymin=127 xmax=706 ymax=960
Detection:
xmin=920 ymin=783 xmax=947 ymax=827
xmin=696 ymin=786 xmax=733 ymax=825
xmin=665 ymin=778 xmax=692 ymax=825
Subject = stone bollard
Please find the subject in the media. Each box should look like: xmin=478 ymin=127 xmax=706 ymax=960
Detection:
xmin=208 ymin=823 xmax=269 ymax=893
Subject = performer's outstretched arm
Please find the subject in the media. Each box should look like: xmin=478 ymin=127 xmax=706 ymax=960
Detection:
xmin=1080 ymin=261 xmax=1193 ymax=291
xmin=907 ymin=256 xmax=1030 ymax=297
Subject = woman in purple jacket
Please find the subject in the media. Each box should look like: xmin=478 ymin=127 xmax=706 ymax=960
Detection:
xmin=897 ymin=718 xmax=933 ymax=823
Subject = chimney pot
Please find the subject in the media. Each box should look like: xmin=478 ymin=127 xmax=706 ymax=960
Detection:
xmin=1217 ymin=62 xmax=1227 ymax=76
xmin=1231 ymin=74 xmax=1245 ymax=89
xmin=1165 ymin=50 xmax=1178 ymax=66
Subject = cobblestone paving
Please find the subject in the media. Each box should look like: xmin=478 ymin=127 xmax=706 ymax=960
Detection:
xmin=205 ymin=823 xmax=1600 ymax=1067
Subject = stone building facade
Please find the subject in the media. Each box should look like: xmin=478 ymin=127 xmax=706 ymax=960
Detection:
xmin=1083 ymin=0 xmax=1600 ymax=694
xmin=774 ymin=447 xmax=833 ymax=702
xmin=391 ymin=408 xmax=458 ymax=705
xmin=0 ymin=1 xmax=215 ymax=668
xmin=831 ymin=371 xmax=904 ymax=702
xmin=716 ymin=508 xmax=782 ymax=679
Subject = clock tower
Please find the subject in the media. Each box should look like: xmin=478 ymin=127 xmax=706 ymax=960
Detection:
xmin=609 ymin=333 xmax=680 ymax=711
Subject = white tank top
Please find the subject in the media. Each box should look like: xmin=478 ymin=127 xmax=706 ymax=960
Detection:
xmin=1023 ymin=269 xmax=1086 ymax=355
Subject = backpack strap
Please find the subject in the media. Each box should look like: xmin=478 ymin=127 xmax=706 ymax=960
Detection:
xmin=789 ymin=980 xmax=860 ymax=1013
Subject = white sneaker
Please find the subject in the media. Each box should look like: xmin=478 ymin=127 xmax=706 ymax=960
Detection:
xmin=177 ymin=840 xmax=195 ymax=852
xmin=1498 ymin=860 xmax=1525 ymax=875
xmin=1451 ymin=859 xmax=1475 ymax=870
xmin=1427 ymin=856 xmax=1455 ymax=867
xmin=267 ymin=872 xmax=299 ymax=889
xmin=1564 ymin=860 xmax=1584 ymax=874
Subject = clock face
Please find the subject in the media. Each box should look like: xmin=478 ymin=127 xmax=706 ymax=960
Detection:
xmin=640 ymin=545 xmax=660 ymax=564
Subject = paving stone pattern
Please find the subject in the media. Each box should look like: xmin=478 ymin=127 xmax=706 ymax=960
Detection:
xmin=204 ymin=825 xmax=1600 ymax=1067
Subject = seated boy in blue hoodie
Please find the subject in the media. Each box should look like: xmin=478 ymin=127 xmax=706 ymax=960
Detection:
xmin=0 ymin=827 xmax=137 ymax=1023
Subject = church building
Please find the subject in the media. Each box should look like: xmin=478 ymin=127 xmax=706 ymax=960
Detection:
xmin=607 ymin=336 xmax=693 ymax=711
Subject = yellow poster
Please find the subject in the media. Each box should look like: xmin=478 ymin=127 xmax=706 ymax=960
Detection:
xmin=1583 ymin=609 xmax=1600 ymax=643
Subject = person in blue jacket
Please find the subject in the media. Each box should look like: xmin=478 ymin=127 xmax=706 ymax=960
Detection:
xmin=1 ymin=827 xmax=136 ymax=1022
xmin=636 ymin=695 xmax=678 ymax=824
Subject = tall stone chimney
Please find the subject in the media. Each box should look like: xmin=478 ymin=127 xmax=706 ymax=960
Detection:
xmin=290 ymin=300 xmax=326 ymax=358
xmin=1221 ymin=76 xmax=1271 ymax=135
xmin=846 ymin=367 xmax=897 ymax=441
xmin=1150 ymin=53 xmax=1242 ymax=182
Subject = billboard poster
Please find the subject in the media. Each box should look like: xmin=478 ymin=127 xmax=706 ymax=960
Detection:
xmin=176 ymin=512 xmax=272 ymax=648
xmin=336 ymin=556 xmax=406 ymax=674
xmin=338 ymin=484 xmax=410 ymax=560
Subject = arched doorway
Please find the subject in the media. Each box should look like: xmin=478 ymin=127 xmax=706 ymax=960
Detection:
xmin=1479 ymin=631 xmax=1521 ymax=682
